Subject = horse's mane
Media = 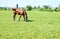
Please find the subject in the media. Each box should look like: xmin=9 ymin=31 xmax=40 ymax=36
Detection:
xmin=12 ymin=8 xmax=16 ymax=11
xmin=12 ymin=8 xmax=26 ymax=13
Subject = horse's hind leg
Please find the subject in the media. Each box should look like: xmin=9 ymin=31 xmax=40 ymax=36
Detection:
xmin=13 ymin=13 xmax=16 ymax=21
xmin=18 ymin=15 xmax=22 ymax=21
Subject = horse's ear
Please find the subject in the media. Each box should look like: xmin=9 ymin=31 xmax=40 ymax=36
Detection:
xmin=12 ymin=8 xmax=16 ymax=11
xmin=12 ymin=8 xmax=14 ymax=10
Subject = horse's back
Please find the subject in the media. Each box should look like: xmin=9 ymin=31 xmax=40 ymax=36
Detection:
xmin=12 ymin=8 xmax=26 ymax=15
xmin=16 ymin=8 xmax=25 ymax=15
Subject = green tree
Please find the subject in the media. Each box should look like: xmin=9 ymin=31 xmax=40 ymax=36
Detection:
xmin=26 ymin=5 xmax=32 ymax=11
xmin=54 ymin=7 xmax=58 ymax=12
xmin=34 ymin=6 xmax=36 ymax=9
xmin=3 ymin=7 xmax=7 ymax=10
xmin=0 ymin=7 xmax=3 ymax=10
xmin=58 ymin=5 xmax=60 ymax=8
xmin=37 ymin=6 xmax=40 ymax=9
xmin=43 ymin=5 xmax=51 ymax=9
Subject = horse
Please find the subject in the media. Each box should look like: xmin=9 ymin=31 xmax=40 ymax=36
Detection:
xmin=12 ymin=8 xmax=28 ymax=21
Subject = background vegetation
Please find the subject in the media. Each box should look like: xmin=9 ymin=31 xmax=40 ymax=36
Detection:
xmin=0 ymin=5 xmax=60 ymax=12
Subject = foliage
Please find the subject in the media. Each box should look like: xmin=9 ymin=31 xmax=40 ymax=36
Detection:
xmin=26 ymin=5 xmax=32 ymax=11
xmin=0 ymin=5 xmax=60 ymax=12
xmin=0 ymin=7 xmax=12 ymax=10
xmin=33 ymin=6 xmax=36 ymax=9
xmin=37 ymin=6 xmax=40 ymax=9
xmin=43 ymin=5 xmax=50 ymax=9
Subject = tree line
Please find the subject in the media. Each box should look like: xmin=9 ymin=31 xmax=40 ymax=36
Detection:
xmin=26 ymin=5 xmax=60 ymax=12
xmin=0 ymin=5 xmax=60 ymax=12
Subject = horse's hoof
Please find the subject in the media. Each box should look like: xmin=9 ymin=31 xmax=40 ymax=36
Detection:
xmin=25 ymin=20 xmax=27 ymax=22
xmin=13 ymin=20 xmax=15 ymax=21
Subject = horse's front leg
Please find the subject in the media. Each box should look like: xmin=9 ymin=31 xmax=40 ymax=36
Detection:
xmin=23 ymin=15 xmax=25 ymax=21
xmin=23 ymin=12 xmax=28 ymax=22
xmin=18 ymin=15 xmax=22 ymax=21
xmin=23 ymin=14 xmax=28 ymax=22
xmin=25 ymin=14 xmax=28 ymax=21
xmin=13 ymin=13 xmax=16 ymax=21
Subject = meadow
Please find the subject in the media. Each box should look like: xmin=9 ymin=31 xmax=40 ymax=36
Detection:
xmin=0 ymin=10 xmax=60 ymax=39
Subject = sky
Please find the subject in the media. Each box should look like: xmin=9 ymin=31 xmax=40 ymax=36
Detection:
xmin=0 ymin=0 xmax=60 ymax=8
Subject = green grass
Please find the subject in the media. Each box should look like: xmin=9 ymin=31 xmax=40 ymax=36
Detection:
xmin=0 ymin=10 xmax=60 ymax=39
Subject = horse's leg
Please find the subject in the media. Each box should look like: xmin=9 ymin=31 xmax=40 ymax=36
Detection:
xmin=13 ymin=13 xmax=16 ymax=21
xmin=23 ymin=15 xmax=27 ymax=21
xmin=25 ymin=13 xmax=28 ymax=21
xmin=24 ymin=12 xmax=28 ymax=21
xmin=23 ymin=12 xmax=28 ymax=21
xmin=18 ymin=15 xmax=22 ymax=21
xmin=23 ymin=15 xmax=25 ymax=21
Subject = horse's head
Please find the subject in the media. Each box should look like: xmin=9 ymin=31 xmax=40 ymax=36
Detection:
xmin=12 ymin=8 xmax=16 ymax=11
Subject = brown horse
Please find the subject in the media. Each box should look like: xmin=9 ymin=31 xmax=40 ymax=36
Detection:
xmin=12 ymin=8 xmax=28 ymax=21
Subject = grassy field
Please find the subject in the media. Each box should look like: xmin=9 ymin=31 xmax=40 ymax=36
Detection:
xmin=0 ymin=10 xmax=60 ymax=39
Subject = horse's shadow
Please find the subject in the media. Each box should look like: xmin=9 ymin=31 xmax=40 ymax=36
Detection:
xmin=21 ymin=20 xmax=34 ymax=22
xmin=26 ymin=20 xmax=34 ymax=22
